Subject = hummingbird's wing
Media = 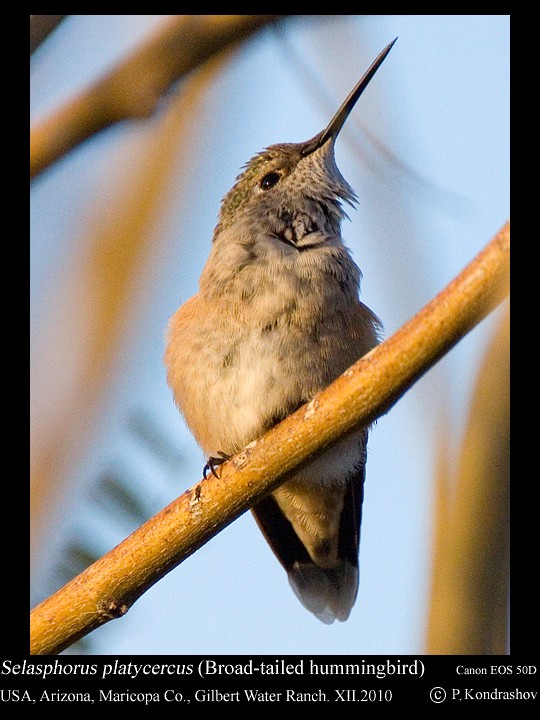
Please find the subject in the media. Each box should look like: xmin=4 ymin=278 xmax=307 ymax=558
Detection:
xmin=251 ymin=456 xmax=364 ymax=624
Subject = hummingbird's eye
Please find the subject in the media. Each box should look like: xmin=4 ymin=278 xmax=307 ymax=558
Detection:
xmin=259 ymin=172 xmax=281 ymax=190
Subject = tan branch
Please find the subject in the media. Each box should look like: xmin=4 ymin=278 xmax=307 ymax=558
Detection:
xmin=30 ymin=221 xmax=509 ymax=655
xmin=426 ymin=302 xmax=510 ymax=654
xmin=30 ymin=15 xmax=285 ymax=179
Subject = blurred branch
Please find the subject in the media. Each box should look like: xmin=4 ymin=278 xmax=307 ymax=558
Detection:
xmin=30 ymin=15 xmax=66 ymax=54
xmin=31 ymin=65 xmax=217 ymax=571
xmin=30 ymin=15 xmax=286 ymax=179
xmin=30 ymin=222 xmax=509 ymax=655
xmin=426 ymin=301 xmax=510 ymax=654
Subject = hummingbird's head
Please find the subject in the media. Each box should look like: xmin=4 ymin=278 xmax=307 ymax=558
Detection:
xmin=213 ymin=38 xmax=396 ymax=246
xmin=214 ymin=135 xmax=357 ymax=243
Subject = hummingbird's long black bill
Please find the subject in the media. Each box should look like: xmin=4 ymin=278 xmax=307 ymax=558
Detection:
xmin=302 ymin=37 xmax=397 ymax=156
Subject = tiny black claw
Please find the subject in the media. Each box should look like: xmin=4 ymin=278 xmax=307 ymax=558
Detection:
xmin=203 ymin=452 xmax=231 ymax=479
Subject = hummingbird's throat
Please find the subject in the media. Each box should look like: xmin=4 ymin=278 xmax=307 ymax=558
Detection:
xmin=276 ymin=210 xmax=320 ymax=249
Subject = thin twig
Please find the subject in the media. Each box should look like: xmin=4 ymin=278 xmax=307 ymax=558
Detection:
xmin=30 ymin=222 xmax=509 ymax=655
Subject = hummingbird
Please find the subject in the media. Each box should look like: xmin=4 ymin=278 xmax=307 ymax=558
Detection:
xmin=164 ymin=40 xmax=395 ymax=623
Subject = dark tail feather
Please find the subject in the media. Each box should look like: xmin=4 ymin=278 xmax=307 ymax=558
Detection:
xmin=288 ymin=560 xmax=358 ymax=624
xmin=251 ymin=465 xmax=364 ymax=623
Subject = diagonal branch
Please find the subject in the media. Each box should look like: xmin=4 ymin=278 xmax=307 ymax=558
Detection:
xmin=30 ymin=15 xmax=285 ymax=179
xmin=30 ymin=221 xmax=510 ymax=655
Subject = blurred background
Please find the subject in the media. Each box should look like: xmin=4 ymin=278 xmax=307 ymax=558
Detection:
xmin=30 ymin=14 xmax=510 ymax=654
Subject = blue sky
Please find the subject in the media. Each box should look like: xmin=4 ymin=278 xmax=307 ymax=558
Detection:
xmin=31 ymin=14 xmax=509 ymax=655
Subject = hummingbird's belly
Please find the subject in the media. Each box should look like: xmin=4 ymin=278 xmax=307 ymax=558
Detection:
xmin=203 ymin=325 xmax=366 ymax=484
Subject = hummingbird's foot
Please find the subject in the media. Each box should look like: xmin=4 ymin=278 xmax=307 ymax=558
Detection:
xmin=203 ymin=452 xmax=231 ymax=479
